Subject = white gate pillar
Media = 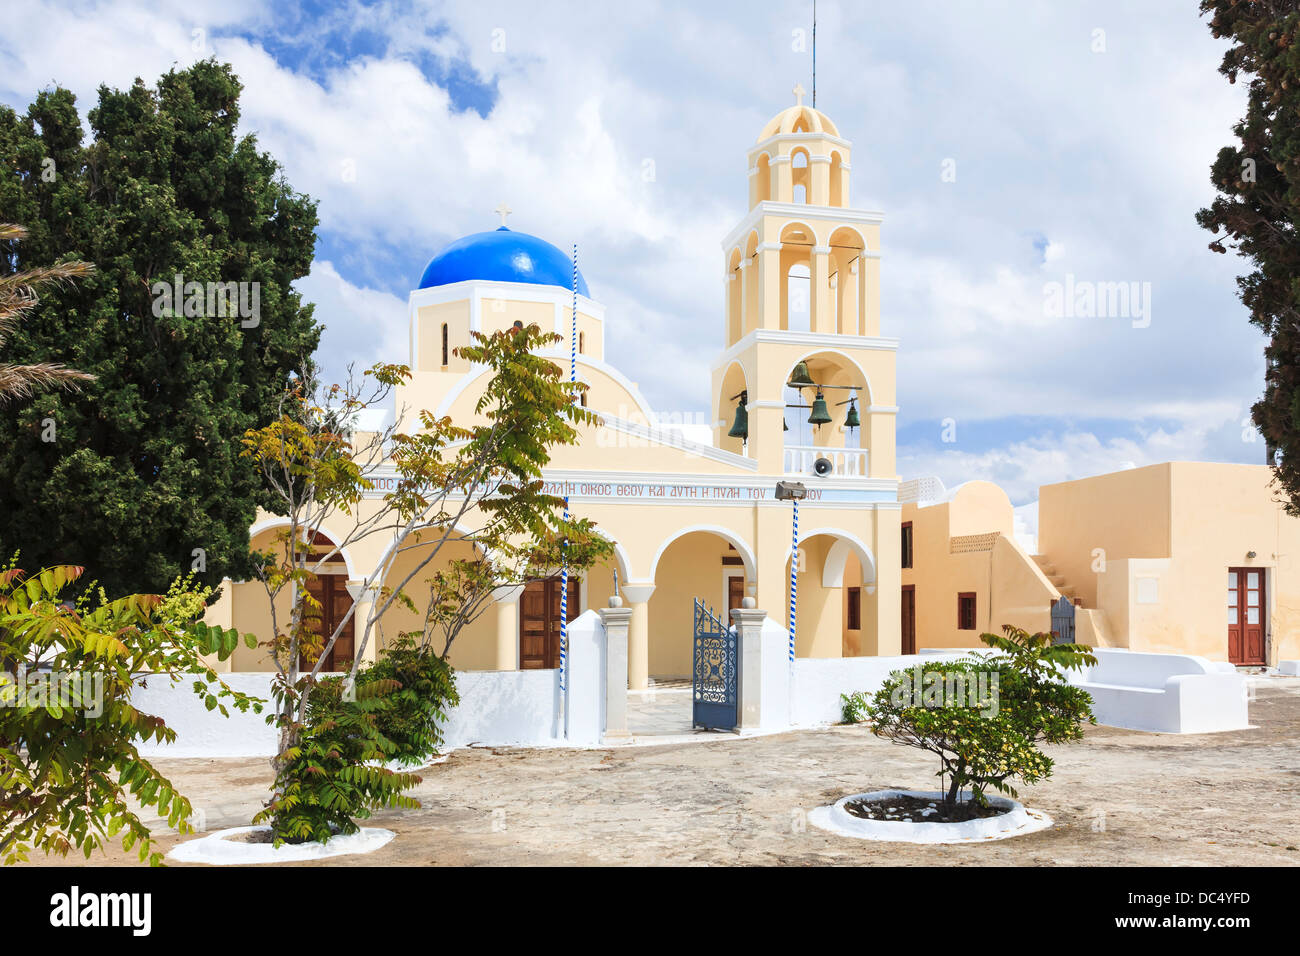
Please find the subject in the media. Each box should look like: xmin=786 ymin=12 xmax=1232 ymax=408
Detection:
xmin=597 ymin=596 xmax=632 ymax=740
xmin=732 ymin=600 xmax=793 ymax=731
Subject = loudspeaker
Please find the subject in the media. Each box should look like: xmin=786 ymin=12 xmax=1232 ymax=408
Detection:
xmin=813 ymin=456 xmax=834 ymax=477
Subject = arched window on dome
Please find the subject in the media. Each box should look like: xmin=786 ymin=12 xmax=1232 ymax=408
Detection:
xmin=791 ymin=149 xmax=810 ymax=204
xmin=441 ymin=323 xmax=449 ymax=366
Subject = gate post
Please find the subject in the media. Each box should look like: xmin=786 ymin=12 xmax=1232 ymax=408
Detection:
xmin=731 ymin=599 xmax=770 ymax=731
xmin=598 ymin=596 xmax=632 ymax=740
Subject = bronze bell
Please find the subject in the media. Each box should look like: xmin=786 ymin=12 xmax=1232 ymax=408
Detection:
xmin=844 ymin=399 xmax=861 ymax=430
xmin=808 ymin=390 xmax=832 ymax=427
xmin=727 ymin=393 xmax=748 ymax=440
xmin=787 ymin=360 xmax=815 ymax=389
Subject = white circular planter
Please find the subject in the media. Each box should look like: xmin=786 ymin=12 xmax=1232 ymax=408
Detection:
xmin=808 ymin=789 xmax=1052 ymax=844
xmin=168 ymin=825 xmax=395 ymax=865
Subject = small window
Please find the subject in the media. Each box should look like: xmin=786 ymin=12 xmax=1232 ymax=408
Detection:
xmin=440 ymin=323 xmax=449 ymax=366
xmin=579 ymin=388 xmax=587 ymax=408
xmin=901 ymin=522 xmax=913 ymax=569
xmin=579 ymin=331 xmax=585 ymax=354
xmin=957 ymin=592 xmax=977 ymax=630
xmin=847 ymin=587 xmax=861 ymax=631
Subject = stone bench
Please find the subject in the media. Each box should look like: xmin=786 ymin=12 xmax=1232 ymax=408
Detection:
xmin=1065 ymin=649 xmax=1250 ymax=734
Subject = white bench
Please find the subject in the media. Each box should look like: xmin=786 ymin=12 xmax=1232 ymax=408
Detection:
xmin=1066 ymin=649 xmax=1249 ymax=734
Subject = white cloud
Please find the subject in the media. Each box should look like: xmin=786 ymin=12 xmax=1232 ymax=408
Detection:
xmin=0 ymin=0 xmax=1271 ymax=494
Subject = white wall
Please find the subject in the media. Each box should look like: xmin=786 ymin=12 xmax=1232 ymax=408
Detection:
xmin=135 ymin=673 xmax=279 ymax=758
xmin=790 ymin=653 xmax=965 ymax=726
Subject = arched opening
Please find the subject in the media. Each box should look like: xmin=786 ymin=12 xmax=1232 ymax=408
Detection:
xmin=717 ymin=360 xmax=749 ymax=455
xmin=782 ymin=351 xmax=870 ymax=470
xmin=828 ymin=226 xmax=865 ymax=335
xmin=742 ymin=230 xmax=759 ymax=333
xmin=778 ymin=222 xmax=815 ymax=332
xmin=791 ymin=148 xmax=810 ymax=204
xmin=785 ymin=529 xmax=878 ymax=659
xmin=726 ymin=247 xmax=743 ymax=344
xmin=647 ymin=529 xmax=754 ymax=679
xmin=786 ymin=264 xmax=810 ymax=332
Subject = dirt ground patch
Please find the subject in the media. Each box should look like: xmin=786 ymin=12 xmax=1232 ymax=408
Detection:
xmin=20 ymin=678 xmax=1300 ymax=866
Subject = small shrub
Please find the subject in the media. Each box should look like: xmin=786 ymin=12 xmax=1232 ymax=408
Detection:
xmin=862 ymin=625 xmax=1096 ymax=814
xmin=256 ymin=639 xmax=459 ymax=844
xmin=840 ymin=690 xmax=871 ymax=724
xmin=254 ymin=676 xmax=420 ymax=845
xmin=362 ymin=637 xmax=459 ymax=765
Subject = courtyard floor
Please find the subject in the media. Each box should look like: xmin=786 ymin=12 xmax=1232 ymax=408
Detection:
xmin=28 ymin=677 xmax=1300 ymax=866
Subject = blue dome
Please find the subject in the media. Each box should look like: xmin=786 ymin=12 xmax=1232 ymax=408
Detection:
xmin=418 ymin=227 xmax=589 ymax=296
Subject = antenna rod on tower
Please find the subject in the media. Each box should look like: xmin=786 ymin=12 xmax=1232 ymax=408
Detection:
xmin=812 ymin=0 xmax=817 ymax=108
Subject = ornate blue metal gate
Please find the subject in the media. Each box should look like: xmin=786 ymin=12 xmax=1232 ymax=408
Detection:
xmin=1050 ymin=595 xmax=1076 ymax=645
xmin=692 ymin=598 xmax=738 ymax=731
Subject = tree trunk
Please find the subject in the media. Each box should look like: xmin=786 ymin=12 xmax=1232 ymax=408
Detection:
xmin=944 ymin=761 xmax=964 ymax=814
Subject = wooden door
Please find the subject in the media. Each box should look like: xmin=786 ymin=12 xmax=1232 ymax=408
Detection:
xmin=302 ymin=575 xmax=354 ymax=672
xmin=1228 ymin=568 xmax=1266 ymax=665
xmin=519 ymin=576 xmax=580 ymax=669
xmin=727 ymin=575 xmax=745 ymax=612
xmin=900 ymin=585 xmax=916 ymax=655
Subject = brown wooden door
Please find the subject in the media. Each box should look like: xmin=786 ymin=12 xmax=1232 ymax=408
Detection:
xmin=901 ymin=585 xmax=916 ymax=655
xmin=727 ymin=576 xmax=745 ymax=612
xmin=519 ymin=576 xmax=580 ymax=669
xmin=302 ymin=575 xmax=355 ymax=671
xmin=1227 ymin=568 xmax=1266 ymax=665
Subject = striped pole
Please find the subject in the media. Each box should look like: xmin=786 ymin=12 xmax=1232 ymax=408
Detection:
xmin=789 ymin=497 xmax=798 ymax=662
xmin=559 ymin=244 xmax=578 ymax=693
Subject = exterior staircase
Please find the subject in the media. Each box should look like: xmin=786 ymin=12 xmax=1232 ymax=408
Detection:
xmin=1032 ymin=554 xmax=1081 ymax=605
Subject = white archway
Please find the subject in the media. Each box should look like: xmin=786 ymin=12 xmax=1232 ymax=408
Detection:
xmin=798 ymin=527 xmax=876 ymax=587
xmin=648 ymin=524 xmax=757 ymax=581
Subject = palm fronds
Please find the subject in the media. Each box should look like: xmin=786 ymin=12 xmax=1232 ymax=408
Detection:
xmin=0 ymin=223 xmax=96 ymax=403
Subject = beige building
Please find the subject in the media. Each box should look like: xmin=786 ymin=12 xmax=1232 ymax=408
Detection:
xmin=899 ymin=463 xmax=1300 ymax=667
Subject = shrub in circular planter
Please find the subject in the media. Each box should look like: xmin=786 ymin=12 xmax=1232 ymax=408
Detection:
xmin=857 ymin=626 xmax=1096 ymax=817
xmin=254 ymin=642 xmax=458 ymax=846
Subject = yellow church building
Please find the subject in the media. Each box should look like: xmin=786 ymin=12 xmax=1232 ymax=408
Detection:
xmin=211 ymin=94 xmax=898 ymax=689
xmin=205 ymin=94 xmax=1300 ymax=692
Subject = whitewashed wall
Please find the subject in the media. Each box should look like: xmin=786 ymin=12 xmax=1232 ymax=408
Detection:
xmin=789 ymin=653 xmax=965 ymax=727
xmin=133 ymin=610 xmax=610 ymax=758
xmin=134 ymin=673 xmax=278 ymax=758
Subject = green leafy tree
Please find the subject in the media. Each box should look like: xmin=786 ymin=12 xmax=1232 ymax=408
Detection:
xmin=1197 ymin=2 xmax=1300 ymax=509
xmin=0 ymin=60 xmax=320 ymax=594
xmin=859 ymin=626 xmax=1096 ymax=814
xmin=0 ymin=562 xmax=262 ymax=865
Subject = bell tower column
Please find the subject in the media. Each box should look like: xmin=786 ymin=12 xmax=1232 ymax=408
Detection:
xmin=757 ymin=242 xmax=781 ymax=330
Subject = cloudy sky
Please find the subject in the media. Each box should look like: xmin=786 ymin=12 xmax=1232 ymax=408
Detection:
xmin=1 ymin=0 xmax=1266 ymax=510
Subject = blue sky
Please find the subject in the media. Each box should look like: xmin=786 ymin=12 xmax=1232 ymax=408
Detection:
xmin=0 ymin=0 xmax=1268 ymax=509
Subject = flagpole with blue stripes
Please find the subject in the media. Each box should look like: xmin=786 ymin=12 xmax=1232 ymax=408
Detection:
xmin=789 ymin=497 xmax=798 ymax=663
xmin=559 ymin=244 xmax=578 ymax=701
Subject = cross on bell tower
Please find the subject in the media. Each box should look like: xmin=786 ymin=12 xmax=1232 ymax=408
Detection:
xmin=494 ymin=202 xmax=512 ymax=228
xmin=792 ymin=83 xmax=806 ymax=107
